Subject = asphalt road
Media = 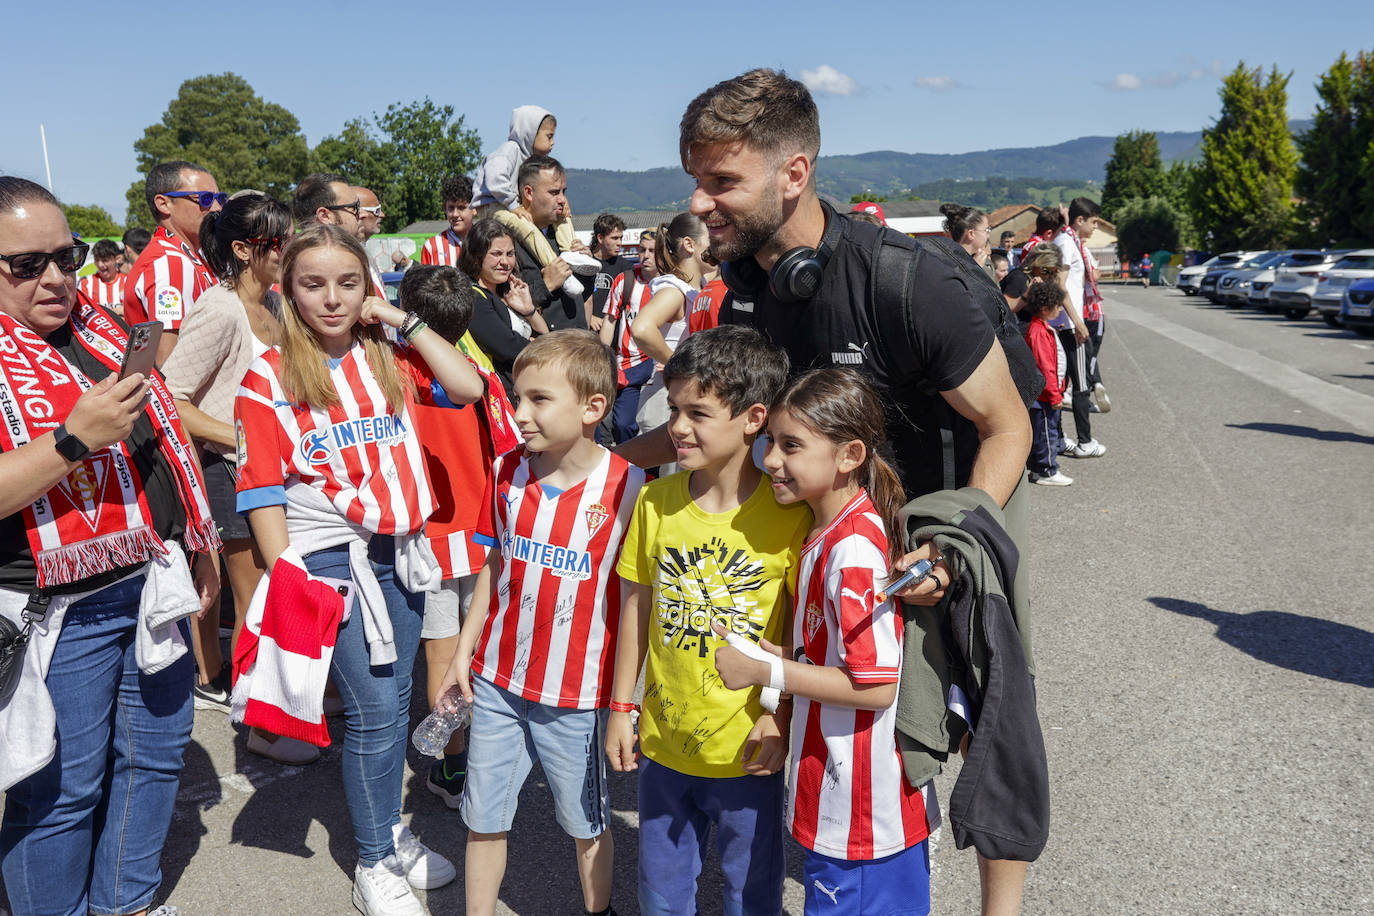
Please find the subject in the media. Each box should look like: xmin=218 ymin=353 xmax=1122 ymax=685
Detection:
xmin=9 ymin=284 xmax=1373 ymax=915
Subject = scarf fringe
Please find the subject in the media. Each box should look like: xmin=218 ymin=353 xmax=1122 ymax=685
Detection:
xmin=184 ymin=518 xmax=223 ymax=555
xmin=37 ymin=527 xmax=164 ymax=586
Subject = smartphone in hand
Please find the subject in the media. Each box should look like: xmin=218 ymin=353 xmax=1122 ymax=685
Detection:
xmin=118 ymin=321 xmax=162 ymax=381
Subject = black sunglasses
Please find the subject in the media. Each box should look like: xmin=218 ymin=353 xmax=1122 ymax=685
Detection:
xmin=164 ymin=190 xmax=229 ymax=210
xmin=0 ymin=243 xmax=90 ymax=280
xmin=324 ymin=200 xmax=361 ymax=218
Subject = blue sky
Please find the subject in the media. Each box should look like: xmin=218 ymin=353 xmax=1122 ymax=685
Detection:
xmin=2 ymin=2 xmax=1364 ymax=222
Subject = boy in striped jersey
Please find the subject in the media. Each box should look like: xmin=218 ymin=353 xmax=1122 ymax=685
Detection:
xmin=440 ymin=330 xmax=644 ymax=916
xmin=76 ymin=239 xmax=126 ymax=314
xmin=420 ymin=174 xmax=473 ymax=268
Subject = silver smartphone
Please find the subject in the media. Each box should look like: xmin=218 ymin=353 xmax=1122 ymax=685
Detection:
xmin=118 ymin=321 xmax=162 ymax=381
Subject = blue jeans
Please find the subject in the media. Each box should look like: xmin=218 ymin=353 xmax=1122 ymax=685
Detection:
xmin=302 ymin=537 xmax=424 ymax=866
xmin=0 ymin=575 xmax=194 ymax=916
xmin=611 ymin=359 xmax=656 ymax=443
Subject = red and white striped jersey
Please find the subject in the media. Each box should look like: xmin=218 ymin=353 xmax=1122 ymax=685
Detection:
xmin=123 ymin=227 xmax=216 ymax=330
xmin=420 ymin=229 xmax=463 ymax=268
xmin=603 ymin=266 xmax=653 ymax=373
xmin=234 ymin=342 xmax=435 ymax=535
xmin=471 ymin=446 xmax=645 ymax=709
xmin=77 ymin=274 xmax=127 ymax=310
xmin=786 ymin=490 xmax=936 ymax=860
xmin=686 ymin=277 xmax=728 ymax=337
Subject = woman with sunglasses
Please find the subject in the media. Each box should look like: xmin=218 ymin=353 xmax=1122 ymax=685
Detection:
xmin=0 ymin=177 xmax=220 ymax=916
xmin=159 ymin=194 xmax=309 ymax=761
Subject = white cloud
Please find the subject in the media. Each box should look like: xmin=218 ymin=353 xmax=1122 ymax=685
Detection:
xmin=914 ymin=76 xmax=964 ymax=91
xmin=800 ymin=65 xmax=859 ymax=97
xmin=1106 ymin=61 xmax=1224 ymax=91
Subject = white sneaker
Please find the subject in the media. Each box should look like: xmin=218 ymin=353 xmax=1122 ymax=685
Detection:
xmin=391 ymin=822 xmax=456 ymax=890
xmin=1064 ymin=439 xmax=1106 ymax=458
xmin=560 ymin=274 xmax=585 ymax=299
xmin=1030 ymin=470 xmax=1074 ymax=486
xmin=246 ymin=730 xmax=321 ymax=766
xmin=1093 ymin=382 xmax=1112 ymax=413
xmin=353 ymin=854 xmax=425 ymax=916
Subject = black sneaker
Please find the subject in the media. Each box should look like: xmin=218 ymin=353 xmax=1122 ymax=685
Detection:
xmin=193 ymin=665 xmax=232 ymax=714
xmin=426 ymin=759 xmax=465 ymax=809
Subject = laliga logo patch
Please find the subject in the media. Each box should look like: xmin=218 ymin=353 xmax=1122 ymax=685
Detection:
xmin=584 ymin=502 xmax=609 ymax=537
xmin=297 ymin=430 xmax=334 ymax=465
xmin=235 ymin=419 xmax=248 ymax=468
xmin=154 ymin=287 xmax=182 ymax=320
xmin=803 ymin=600 xmax=824 ymax=643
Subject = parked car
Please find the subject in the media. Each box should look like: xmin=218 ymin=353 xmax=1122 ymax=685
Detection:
xmin=1313 ymin=249 xmax=1374 ymax=327
xmin=1338 ymin=277 xmax=1374 ymax=337
xmin=1211 ymin=252 xmax=1280 ymax=304
xmin=1178 ymin=252 xmax=1250 ymax=295
xmin=1265 ymin=251 xmax=1350 ymax=319
xmin=1217 ymin=250 xmax=1333 ymax=308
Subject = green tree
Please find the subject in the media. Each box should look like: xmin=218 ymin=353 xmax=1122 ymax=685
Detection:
xmin=125 ymin=73 xmax=309 ymax=228
xmin=1101 ymin=131 xmax=1166 ymax=219
xmin=1114 ymin=196 xmax=1189 ymax=261
xmin=62 ymin=203 xmax=121 ymax=238
xmin=1295 ymin=51 xmax=1374 ymax=245
xmin=311 ymin=99 xmax=482 ymax=232
xmin=1192 ymin=64 xmax=1300 ymax=250
xmin=848 ymin=192 xmax=888 ymax=203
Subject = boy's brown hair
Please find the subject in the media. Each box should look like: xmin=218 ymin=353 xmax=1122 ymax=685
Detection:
xmin=513 ymin=329 xmax=616 ymax=408
xmin=679 ymin=69 xmax=820 ymax=171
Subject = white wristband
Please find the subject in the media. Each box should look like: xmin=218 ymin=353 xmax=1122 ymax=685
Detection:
xmin=724 ymin=631 xmax=782 ymax=712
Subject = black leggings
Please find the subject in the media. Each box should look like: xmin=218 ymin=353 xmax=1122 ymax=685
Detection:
xmin=1057 ymin=327 xmax=1092 ymax=443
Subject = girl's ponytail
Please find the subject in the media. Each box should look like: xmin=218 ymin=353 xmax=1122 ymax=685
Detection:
xmin=859 ymin=449 xmax=907 ymax=566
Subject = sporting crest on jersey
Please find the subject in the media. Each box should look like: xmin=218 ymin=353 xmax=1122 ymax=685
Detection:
xmin=803 ymin=600 xmax=824 ymax=643
xmin=585 ymin=502 xmax=609 ymax=537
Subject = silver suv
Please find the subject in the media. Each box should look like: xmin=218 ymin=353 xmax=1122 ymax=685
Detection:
xmin=1265 ymin=251 xmax=1350 ymax=320
xmin=1313 ymin=249 xmax=1374 ymax=327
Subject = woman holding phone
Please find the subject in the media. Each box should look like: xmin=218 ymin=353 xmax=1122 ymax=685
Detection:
xmin=0 ymin=176 xmax=219 ymax=916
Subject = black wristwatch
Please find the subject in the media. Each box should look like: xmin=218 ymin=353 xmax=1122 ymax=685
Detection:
xmin=54 ymin=423 xmax=91 ymax=462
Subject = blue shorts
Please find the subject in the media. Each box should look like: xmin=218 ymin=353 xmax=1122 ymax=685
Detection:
xmin=637 ymin=757 xmax=785 ymax=916
xmin=802 ymin=841 xmax=931 ymax=916
xmin=459 ymin=677 xmax=609 ymax=837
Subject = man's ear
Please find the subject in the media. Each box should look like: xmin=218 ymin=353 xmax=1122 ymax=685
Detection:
xmin=779 ymin=152 xmax=812 ymax=202
xmin=154 ymin=194 xmax=174 ymax=220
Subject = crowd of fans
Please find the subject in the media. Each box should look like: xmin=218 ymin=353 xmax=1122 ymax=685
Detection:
xmin=0 ymin=68 xmax=1093 ymax=916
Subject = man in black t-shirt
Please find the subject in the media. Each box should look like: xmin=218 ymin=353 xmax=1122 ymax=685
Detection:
xmin=584 ymin=212 xmax=634 ymax=333
xmin=670 ymin=67 xmax=1033 ymax=916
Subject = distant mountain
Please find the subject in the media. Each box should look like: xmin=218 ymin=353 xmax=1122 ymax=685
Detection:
xmin=566 ymin=121 xmax=1312 ymax=214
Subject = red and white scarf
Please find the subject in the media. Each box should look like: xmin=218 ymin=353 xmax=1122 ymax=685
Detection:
xmin=0 ymin=304 xmax=220 ymax=587
xmin=1064 ymin=227 xmax=1103 ymax=321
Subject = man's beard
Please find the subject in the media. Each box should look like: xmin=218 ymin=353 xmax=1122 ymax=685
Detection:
xmin=709 ymin=193 xmax=784 ymax=264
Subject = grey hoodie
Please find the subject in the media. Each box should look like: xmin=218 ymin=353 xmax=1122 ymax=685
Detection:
xmin=472 ymin=105 xmax=553 ymax=209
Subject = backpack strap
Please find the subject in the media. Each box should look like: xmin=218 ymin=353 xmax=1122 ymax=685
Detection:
xmin=872 ymin=230 xmax=959 ymax=491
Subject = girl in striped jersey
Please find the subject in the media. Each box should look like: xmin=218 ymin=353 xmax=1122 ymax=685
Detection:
xmin=233 ymin=224 xmax=485 ymax=915
xmin=713 ymin=368 xmax=939 ymax=916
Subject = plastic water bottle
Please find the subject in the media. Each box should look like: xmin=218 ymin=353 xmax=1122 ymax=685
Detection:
xmin=411 ymin=686 xmax=472 ymax=757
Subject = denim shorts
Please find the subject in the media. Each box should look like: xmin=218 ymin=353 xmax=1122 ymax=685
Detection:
xmin=460 ymin=677 xmax=608 ymax=837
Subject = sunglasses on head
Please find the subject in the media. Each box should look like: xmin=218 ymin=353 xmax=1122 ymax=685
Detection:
xmin=246 ymin=236 xmax=288 ymax=254
xmin=164 ymin=190 xmax=229 ymax=210
xmin=325 ymin=200 xmax=361 ymax=218
xmin=0 ymin=242 xmax=90 ymax=280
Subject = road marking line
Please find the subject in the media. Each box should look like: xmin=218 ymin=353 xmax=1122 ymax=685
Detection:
xmin=1108 ymin=298 xmax=1374 ymax=436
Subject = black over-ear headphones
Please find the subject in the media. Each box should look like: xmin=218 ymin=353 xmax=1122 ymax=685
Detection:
xmin=720 ymin=201 xmax=845 ymax=303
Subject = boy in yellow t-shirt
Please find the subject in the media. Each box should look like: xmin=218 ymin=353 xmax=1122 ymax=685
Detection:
xmin=607 ymin=325 xmax=811 ymax=916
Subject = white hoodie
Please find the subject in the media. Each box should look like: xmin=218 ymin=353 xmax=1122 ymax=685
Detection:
xmin=472 ymin=105 xmax=553 ymax=210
